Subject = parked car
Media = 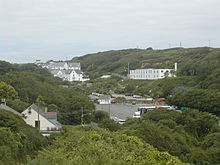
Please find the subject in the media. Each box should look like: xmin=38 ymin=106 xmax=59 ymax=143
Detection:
xmin=157 ymin=98 xmax=166 ymax=102
xmin=111 ymin=100 xmax=117 ymax=104
xmin=131 ymin=101 xmax=136 ymax=105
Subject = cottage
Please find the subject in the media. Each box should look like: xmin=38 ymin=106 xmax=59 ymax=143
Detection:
xmin=22 ymin=104 xmax=62 ymax=133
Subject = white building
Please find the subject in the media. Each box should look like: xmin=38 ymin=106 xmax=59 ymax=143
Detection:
xmin=129 ymin=63 xmax=177 ymax=80
xmin=38 ymin=61 xmax=89 ymax=82
xmin=22 ymin=104 xmax=62 ymax=132
xmin=98 ymin=95 xmax=112 ymax=104
xmin=43 ymin=62 xmax=81 ymax=70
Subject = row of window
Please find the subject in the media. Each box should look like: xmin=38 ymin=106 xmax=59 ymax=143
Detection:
xmin=131 ymin=75 xmax=164 ymax=78
xmin=130 ymin=69 xmax=171 ymax=74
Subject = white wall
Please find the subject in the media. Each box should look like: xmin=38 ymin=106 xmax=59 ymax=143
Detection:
xmin=22 ymin=108 xmax=56 ymax=131
xmin=130 ymin=69 xmax=175 ymax=80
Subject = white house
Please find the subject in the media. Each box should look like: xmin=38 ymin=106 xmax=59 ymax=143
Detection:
xmin=38 ymin=61 xmax=89 ymax=82
xmin=22 ymin=104 xmax=62 ymax=132
xmin=98 ymin=95 xmax=112 ymax=104
xmin=49 ymin=69 xmax=89 ymax=82
xmin=129 ymin=63 xmax=177 ymax=80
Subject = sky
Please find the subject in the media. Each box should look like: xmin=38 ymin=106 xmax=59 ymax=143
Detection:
xmin=0 ymin=0 xmax=220 ymax=63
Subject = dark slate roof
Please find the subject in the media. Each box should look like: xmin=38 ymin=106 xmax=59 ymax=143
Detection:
xmin=49 ymin=62 xmax=66 ymax=68
xmin=63 ymin=69 xmax=74 ymax=74
xmin=29 ymin=104 xmax=62 ymax=128
xmin=0 ymin=103 xmax=21 ymax=116
xmin=74 ymin=69 xmax=82 ymax=74
xmin=49 ymin=69 xmax=61 ymax=75
xmin=68 ymin=62 xmax=80 ymax=68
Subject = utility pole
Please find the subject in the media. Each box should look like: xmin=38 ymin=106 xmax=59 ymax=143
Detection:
xmin=127 ymin=62 xmax=130 ymax=78
xmin=81 ymin=107 xmax=84 ymax=126
xmin=37 ymin=105 xmax=40 ymax=130
xmin=108 ymin=103 xmax=111 ymax=117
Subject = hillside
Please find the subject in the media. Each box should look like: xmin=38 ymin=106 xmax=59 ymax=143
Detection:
xmin=0 ymin=61 xmax=95 ymax=125
xmin=0 ymin=110 xmax=48 ymax=164
xmin=72 ymin=47 xmax=220 ymax=88
xmin=30 ymin=125 xmax=188 ymax=165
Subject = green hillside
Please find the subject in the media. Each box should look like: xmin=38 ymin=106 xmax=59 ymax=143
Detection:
xmin=72 ymin=47 xmax=220 ymax=88
xmin=0 ymin=110 xmax=48 ymax=165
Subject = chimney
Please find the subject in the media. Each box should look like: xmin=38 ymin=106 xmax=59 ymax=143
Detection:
xmin=1 ymin=99 xmax=6 ymax=105
xmin=174 ymin=63 xmax=178 ymax=72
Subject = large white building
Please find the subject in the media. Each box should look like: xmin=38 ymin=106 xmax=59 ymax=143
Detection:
xmin=37 ymin=61 xmax=89 ymax=82
xmin=129 ymin=63 xmax=177 ymax=80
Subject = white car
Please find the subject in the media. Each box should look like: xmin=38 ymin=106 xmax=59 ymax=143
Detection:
xmin=133 ymin=111 xmax=141 ymax=118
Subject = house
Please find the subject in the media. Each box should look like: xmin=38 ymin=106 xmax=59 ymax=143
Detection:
xmin=22 ymin=104 xmax=62 ymax=133
xmin=38 ymin=61 xmax=89 ymax=82
xmin=98 ymin=95 xmax=112 ymax=104
xmin=0 ymin=101 xmax=21 ymax=116
xmin=42 ymin=62 xmax=81 ymax=70
xmin=49 ymin=69 xmax=89 ymax=82
xmin=129 ymin=63 xmax=177 ymax=80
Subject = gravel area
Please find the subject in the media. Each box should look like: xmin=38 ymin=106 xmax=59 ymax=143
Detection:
xmin=96 ymin=103 xmax=154 ymax=120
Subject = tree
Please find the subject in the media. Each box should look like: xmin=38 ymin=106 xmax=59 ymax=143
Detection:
xmin=0 ymin=81 xmax=18 ymax=100
xmin=92 ymin=110 xmax=109 ymax=123
xmin=167 ymin=89 xmax=220 ymax=113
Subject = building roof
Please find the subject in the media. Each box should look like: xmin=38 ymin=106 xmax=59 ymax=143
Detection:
xmin=99 ymin=95 xmax=111 ymax=100
xmin=0 ymin=103 xmax=21 ymax=116
xmin=28 ymin=104 xmax=62 ymax=128
xmin=63 ymin=69 xmax=74 ymax=74
xmin=50 ymin=62 xmax=66 ymax=68
xmin=49 ymin=69 xmax=61 ymax=75
xmin=74 ymin=69 xmax=83 ymax=74
xmin=67 ymin=62 xmax=81 ymax=68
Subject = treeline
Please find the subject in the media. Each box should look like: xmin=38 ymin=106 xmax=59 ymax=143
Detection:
xmin=96 ymin=108 xmax=220 ymax=165
xmin=30 ymin=126 xmax=188 ymax=165
xmin=167 ymin=89 xmax=220 ymax=114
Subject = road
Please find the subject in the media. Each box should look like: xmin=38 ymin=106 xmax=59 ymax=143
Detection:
xmin=96 ymin=103 xmax=154 ymax=120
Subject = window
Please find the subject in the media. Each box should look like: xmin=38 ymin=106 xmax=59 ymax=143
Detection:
xmin=28 ymin=108 xmax=31 ymax=115
xmin=35 ymin=120 xmax=40 ymax=129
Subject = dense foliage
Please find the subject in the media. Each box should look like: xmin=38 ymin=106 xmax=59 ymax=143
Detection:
xmin=167 ymin=89 xmax=220 ymax=113
xmin=120 ymin=109 xmax=220 ymax=165
xmin=0 ymin=110 xmax=48 ymax=165
xmin=30 ymin=126 xmax=188 ymax=165
xmin=0 ymin=61 xmax=95 ymax=124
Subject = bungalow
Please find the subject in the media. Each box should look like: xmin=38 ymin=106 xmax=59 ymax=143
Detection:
xmin=22 ymin=104 xmax=62 ymax=133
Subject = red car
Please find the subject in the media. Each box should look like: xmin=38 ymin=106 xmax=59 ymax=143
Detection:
xmin=157 ymin=98 xmax=166 ymax=102
xmin=111 ymin=100 xmax=117 ymax=104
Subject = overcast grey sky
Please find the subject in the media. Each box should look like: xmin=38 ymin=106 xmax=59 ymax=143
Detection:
xmin=0 ymin=0 xmax=220 ymax=63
